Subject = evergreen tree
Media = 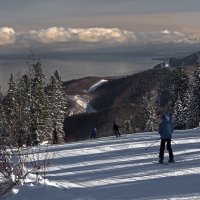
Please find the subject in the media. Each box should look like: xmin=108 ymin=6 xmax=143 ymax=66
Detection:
xmin=169 ymin=67 xmax=189 ymax=129
xmin=143 ymin=92 xmax=158 ymax=132
xmin=47 ymin=70 xmax=66 ymax=143
xmin=122 ymin=116 xmax=135 ymax=133
xmin=18 ymin=74 xmax=32 ymax=146
xmin=30 ymin=60 xmax=50 ymax=145
xmin=3 ymin=74 xmax=19 ymax=144
xmin=173 ymin=94 xmax=186 ymax=129
xmin=0 ymin=86 xmax=6 ymax=137
xmin=186 ymin=64 xmax=200 ymax=128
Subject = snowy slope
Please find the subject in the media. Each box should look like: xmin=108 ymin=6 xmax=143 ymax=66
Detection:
xmin=67 ymin=94 xmax=96 ymax=116
xmin=67 ymin=79 xmax=108 ymax=115
xmin=87 ymin=79 xmax=108 ymax=92
xmin=7 ymin=128 xmax=200 ymax=200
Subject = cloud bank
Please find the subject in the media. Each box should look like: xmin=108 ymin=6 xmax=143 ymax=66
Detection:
xmin=136 ymin=29 xmax=194 ymax=44
xmin=21 ymin=27 xmax=136 ymax=45
xmin=0 ymin=26 xmax=199 ymax=47
xmin=0 ymin=27 xmax=16 ymax=45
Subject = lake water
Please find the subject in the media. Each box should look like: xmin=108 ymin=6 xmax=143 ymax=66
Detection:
xmin=0 ymin=51 xmax=168 ymax=92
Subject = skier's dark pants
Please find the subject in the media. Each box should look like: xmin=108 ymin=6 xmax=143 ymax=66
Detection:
xmin=114 ymin=130 xmax=121 ymax=137
xmin=159 ymin=139 xmax=174 ymax=160
xmin=91 ymin=134 xmax=96 ymax=139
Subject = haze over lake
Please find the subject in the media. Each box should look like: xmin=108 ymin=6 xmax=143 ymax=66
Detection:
xmin=0 ymin=51 xmax=177 ymax=92
xmin=0 ymin=49 xmax=197 ymax=93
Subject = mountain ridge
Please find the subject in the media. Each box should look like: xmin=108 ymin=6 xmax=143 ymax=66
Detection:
xmin=63 ymin=50 xmax=199 ymax=141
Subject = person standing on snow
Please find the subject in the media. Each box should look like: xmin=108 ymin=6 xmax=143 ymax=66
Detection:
xmin=158 ymin=114 xmax=174 ymax=163
xmin=113 ymin=122 xmax=121 ymax=137
xmin=91 ymin=127 xmax=97 ymax=139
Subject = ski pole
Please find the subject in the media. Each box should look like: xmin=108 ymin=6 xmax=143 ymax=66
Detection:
xmin=171 ymin=140 xmax=187 ymax=154
xmin=145 ymin=138 xmax=160 ymax=150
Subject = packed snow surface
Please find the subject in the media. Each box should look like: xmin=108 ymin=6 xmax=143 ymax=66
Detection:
xmin=6 ymin=128 xmax=200 ymax=200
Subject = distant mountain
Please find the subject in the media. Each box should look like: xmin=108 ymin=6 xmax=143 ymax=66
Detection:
xmin=169 ymin=51 xmax=200 ymax=67
xmin=153 ymin=51 xmax=200 ymax=69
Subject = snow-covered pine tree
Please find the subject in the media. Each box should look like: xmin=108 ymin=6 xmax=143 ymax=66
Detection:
xmin=186 ymin=64 xmax=200 ymax=128
xmin=173 ymin=94 xmax=186 ymax=129
xmin=30 ymin=60 xmax=50 ymax=145
xmin=3 ymin=74 xmax=19 ymax=145
xmin=47 ymin=70 xmax=66 ymax=143
xmin=0 ymin=86 xmax=6 ymax=138
xmin=143 ymin=91 xmax=158 ymax=132
xmin=122 ymin=116 xmax=135 ymax=134
xmin=17 ymin=74 xmax=32 ymax=146
xmin=169 ymin=67 xmax=189 ymax=129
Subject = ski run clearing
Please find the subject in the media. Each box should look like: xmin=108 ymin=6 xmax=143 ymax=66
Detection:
xmin=6 ymin=128 xmax=200 ymax=200
xmin=87 ymin=79 xmax=108 ymax=92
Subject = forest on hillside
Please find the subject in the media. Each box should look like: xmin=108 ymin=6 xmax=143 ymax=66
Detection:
xmin=0 ymin=57 xmax=66 ymax=147
xmin=0 ymin=56 xmax=200 ymax=145
xmin=64 ymin=63 xmax=200 ymax=141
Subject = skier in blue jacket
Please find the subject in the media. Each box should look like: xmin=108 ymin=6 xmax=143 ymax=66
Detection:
xmin=91 ymin=127 xmax=97 ymax=139
xmin=158 ymin=114 xmax=174 ymax=163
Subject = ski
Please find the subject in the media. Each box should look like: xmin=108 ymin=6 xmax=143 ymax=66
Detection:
xmin=152 ymin=161 xmax=168 ymax=165
xmin=152 ymin=161 xmax=177 ymax=165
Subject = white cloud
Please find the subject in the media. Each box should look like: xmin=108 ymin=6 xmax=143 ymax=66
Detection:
xmin=29 ymin=27 xmax=72 ymax=43
xmin=159 ymin=30 xmax=191 ymax=43
xmin=70 ymin=28 xmax=136 ymax=43
xmin=24 ymin=27 xmax=136 ymax=44
xmin=21 ymin=27 xmax=199 ymax=45
xmin=0 ymin=27 xmax=16 ymax=45
xmin=161 ymin=29 xmax=171 ymax=34
xmin=0 ymin=26 xmax=199 ymax=47
xmin=136 ymin=29 xmax=193 ymax=44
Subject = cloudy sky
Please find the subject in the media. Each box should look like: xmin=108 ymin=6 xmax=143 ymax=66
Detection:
xmin=0 ymin=0 xmax=200 ymax=52
xmin=0 ymin=0 xmax=200 ymax=91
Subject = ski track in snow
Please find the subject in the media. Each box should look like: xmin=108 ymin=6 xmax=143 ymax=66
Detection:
xmin=7 ymin=128 xmax=200 ymax=200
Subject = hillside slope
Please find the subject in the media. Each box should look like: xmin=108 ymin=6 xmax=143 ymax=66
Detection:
xmin=8 ymin=128 xmax=200 ymax=200
xmin=63 ymin=67 xmax=173 ymax=140
xmin=63 ymin=50 xmax=200 ymax=141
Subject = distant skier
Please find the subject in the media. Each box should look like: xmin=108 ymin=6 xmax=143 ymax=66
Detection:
xmin=113 ymin=122 xmax=121 ymax=137
xmin=158 ymin=114 xmax=174 ymax=163
xmin=91 ymin=127 xmax=97 ymax=139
